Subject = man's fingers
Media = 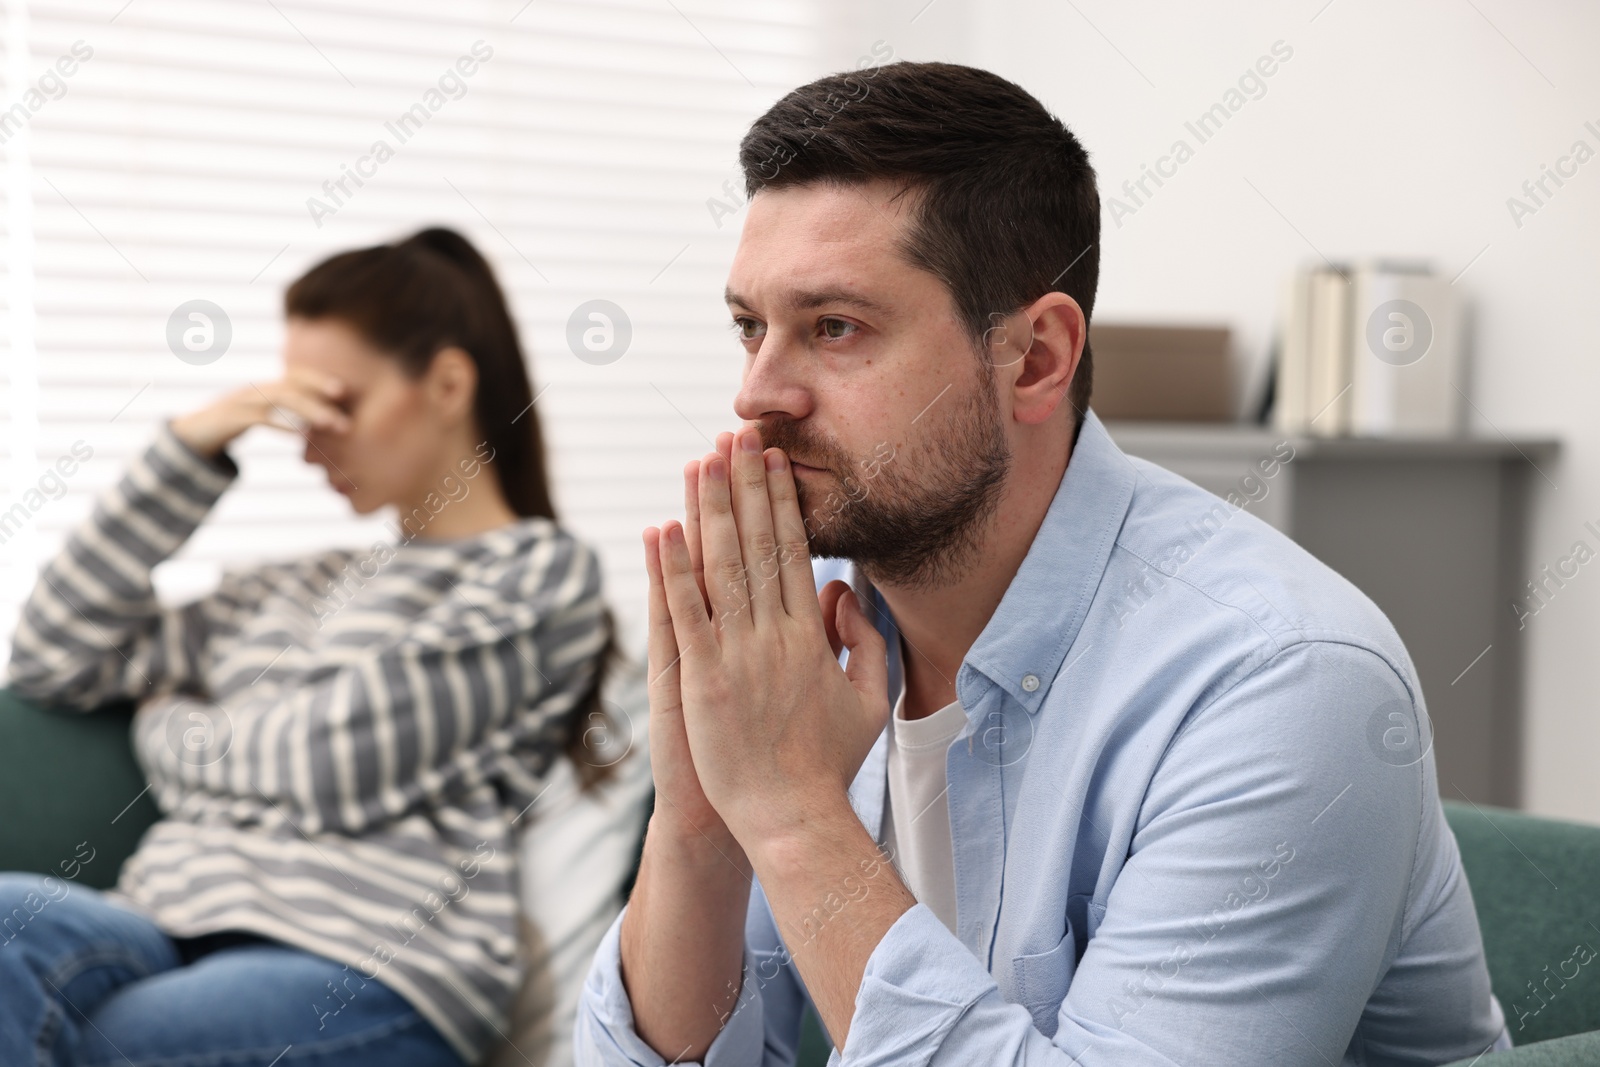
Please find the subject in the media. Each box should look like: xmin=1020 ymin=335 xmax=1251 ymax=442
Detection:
xmin=836 ymin=589 xmax=891 ymax=731
xmin=819 ymin=580 xmax=851 ymax=660
xmin=764 ymin=448 xmax=821 ymax=622
xmin=698 ymin=453 xmax=753 ymax=631
xmin=659 ymin=520 xmax=717 ymax=653
xmin=730 ymin=428 xmax=784 ymax=621
xmin=683 ymin=460 xmax=708 ymax=609
xmin=643 ymin=527 xmax=683 ymax=703
xmin=685 ymin=434 xmax=737 ymax=611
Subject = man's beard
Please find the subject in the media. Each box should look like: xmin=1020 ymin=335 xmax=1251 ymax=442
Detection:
xmin=758 ymin=362 xmax=1011 ymax=591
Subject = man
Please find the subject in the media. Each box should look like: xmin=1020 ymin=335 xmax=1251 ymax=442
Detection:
xmin=577 ymin=60 xmax=1508 ymax=1065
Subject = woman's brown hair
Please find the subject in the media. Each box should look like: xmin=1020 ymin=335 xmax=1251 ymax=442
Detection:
xmin=285 ymin=226 xmax=619 ymax=788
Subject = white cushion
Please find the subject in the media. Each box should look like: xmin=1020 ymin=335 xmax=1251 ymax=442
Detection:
xmin=484 ymin=654 xmax=653 ymax=1067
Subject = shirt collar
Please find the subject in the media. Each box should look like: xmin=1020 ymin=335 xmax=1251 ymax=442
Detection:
xmin=848 ymin=409 xmax=1137 ymax=716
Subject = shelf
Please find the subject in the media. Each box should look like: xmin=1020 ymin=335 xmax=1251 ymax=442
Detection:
xmin=1103 ymin=420 xmax=1560 ymax=464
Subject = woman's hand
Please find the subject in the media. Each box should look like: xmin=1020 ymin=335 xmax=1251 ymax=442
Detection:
xmin=169 ymin=369 xmax=349 ymax=458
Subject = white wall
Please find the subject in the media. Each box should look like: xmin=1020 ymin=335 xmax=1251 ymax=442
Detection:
xmin=839 ymin=0 xmax=1600 ymax=822
xmin=5 ymin=0 xmax=1593 ymax=824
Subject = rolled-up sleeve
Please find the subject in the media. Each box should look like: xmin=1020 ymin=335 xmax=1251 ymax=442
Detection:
xmin=847 ymin=893 xmax=1192 ymax=1066
xmin=576 ymin=906 xmax=770 ymax=1066
xmin=847 ymin=903 xmax=1035 ymax=1064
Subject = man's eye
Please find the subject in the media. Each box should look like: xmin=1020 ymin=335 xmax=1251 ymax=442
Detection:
xmin=731 ymin=317 xmax=765 ymax=342
xmin=819 ymin=318 xmax=857 ymax=340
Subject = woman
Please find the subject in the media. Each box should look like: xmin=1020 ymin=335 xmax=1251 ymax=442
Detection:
xmin=0 ymin=228 xmax=614 ymax=1066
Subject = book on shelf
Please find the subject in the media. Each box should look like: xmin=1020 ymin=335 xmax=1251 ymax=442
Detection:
xmin=1274 ymin=260 xmax=1463 ymax=437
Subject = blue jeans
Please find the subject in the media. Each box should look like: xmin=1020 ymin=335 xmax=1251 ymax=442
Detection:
xmin=0 ymin=872 xmax=466 ymax=1066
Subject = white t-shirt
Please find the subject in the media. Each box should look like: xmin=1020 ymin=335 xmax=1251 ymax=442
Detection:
xmin=882 ymin=686 xmax=967 ymax=935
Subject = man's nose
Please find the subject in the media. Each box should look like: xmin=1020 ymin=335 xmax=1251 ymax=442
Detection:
xmin=733 ymin=337 xmax=812 ymax=424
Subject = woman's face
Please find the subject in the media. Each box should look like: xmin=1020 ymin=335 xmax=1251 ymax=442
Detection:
xmin=282 ymin=316 xmax=464 ymax=515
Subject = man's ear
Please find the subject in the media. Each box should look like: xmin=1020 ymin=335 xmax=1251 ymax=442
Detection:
xmin=1008 ymin=292 xmax=1084 ymax=427
xmin=425 ymin=346 xmax=478 ymax=426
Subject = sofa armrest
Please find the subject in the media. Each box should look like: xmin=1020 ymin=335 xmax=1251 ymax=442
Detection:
xmin=0 ymin=688 xmax=158 ymax=888
xmin=1442 ymin=1030 xmax=1600 ymax=1066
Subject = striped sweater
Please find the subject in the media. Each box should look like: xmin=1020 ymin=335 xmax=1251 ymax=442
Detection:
xmin=5 ymin=424 xmax=610 ymax=1063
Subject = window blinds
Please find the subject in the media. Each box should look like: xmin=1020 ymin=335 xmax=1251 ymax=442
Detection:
xmin=0 ymin=0 xmax=823 ymax=664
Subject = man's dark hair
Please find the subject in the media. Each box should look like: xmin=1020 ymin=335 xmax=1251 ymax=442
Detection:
xmin=739 ymin=60 xmax=1100 ymax=432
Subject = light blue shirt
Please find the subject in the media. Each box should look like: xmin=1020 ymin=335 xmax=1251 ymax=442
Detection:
xmin=576 ymin=412 xmax=1509 ymax=1066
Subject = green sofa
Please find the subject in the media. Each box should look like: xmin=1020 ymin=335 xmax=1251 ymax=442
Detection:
xmin=0 ymin=690 xmax=159 ymax=891
xmin=1439 ymin=802 xmax=1600 ymax=1065
xmin=3 ymin=687 xmax=1597 ymax=1064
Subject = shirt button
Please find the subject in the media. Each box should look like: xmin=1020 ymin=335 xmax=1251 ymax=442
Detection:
xmin=1021 ymin=673 xmax=1040 ymax=692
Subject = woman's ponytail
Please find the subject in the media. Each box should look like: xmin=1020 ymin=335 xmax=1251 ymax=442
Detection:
xmin=285 ymin=227 xmax=619 ymax=788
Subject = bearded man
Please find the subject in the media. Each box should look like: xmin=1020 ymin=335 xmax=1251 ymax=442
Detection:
xmin=577 ymin=60 xmax=1508 ymax=1067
